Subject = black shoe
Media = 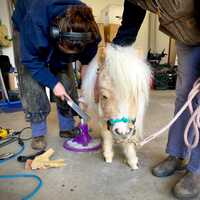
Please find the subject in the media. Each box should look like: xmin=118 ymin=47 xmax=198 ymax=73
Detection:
xmin=59 ymin=127 xmax=81 ymax=138
xmin=173 ymin=172 xmax=200 ymax=199
xmin=152 ymin=156 xmax=186 ymax=177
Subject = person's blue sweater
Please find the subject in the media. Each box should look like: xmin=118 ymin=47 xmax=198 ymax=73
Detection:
xmin=12 ymin=0 xmax=100 ymax=90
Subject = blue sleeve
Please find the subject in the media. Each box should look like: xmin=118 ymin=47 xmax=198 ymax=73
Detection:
xmin=20 ymin=16 xmax=59 ymax=90
xmin=79 ymin=42 xmax=99 ymax=65
xmin=12 ymin=0 xmax=33 ymax=31
xmin=112 ymin=0 xmax=146 ymax=46
xmin=12 ymin=2 xmax=23 ymax=31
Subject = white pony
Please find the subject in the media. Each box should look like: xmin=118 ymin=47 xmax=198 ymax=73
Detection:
xmin=82 ymin=44 xmax=151 ymax=169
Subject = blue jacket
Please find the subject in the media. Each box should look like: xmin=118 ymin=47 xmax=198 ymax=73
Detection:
xmin=12 ymin=0 xmax=100 ymax=90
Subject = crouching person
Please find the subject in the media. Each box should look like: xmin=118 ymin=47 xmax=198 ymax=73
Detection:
xmin=12 ymin=0 xmax=100 ymax=150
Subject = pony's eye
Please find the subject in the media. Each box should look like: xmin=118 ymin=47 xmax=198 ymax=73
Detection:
xmin=102 ymin=95 xmax=108 ymax=100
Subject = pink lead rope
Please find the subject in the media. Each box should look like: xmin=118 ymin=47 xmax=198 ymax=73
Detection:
xmin=139 ymin=78 xmax=200 ymax=149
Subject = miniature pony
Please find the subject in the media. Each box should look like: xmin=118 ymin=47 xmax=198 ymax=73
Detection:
xmin=82 ymin=44 xmax=151 ymax=169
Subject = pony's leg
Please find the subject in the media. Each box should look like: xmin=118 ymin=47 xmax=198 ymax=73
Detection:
xmin=122 ymin=143 xmax=139 ymax=170
xmin=101 ymin=129 xmax=114 ymax=163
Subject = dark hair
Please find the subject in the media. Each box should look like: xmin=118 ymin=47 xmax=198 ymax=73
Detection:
xmin=54 ymin=5 xmax=101 ymax=52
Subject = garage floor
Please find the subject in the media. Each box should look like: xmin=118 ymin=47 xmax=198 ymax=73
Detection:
xmin=0 ymin=91 xmax=190 ymax=200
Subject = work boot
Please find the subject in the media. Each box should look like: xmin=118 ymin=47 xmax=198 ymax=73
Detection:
xmin=59 ymin=127 xmax=81 ymax=138
xmin=173 ymin=172 xmax=200 ymax=199
xmin=152 ymin=156 xmax=186 ymax=177
xmin=31 ymin=136 xmax=47 ymax=150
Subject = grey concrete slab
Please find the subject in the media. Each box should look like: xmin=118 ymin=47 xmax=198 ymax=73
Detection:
xmin=0 ymin=91 xmax=192 ymax=200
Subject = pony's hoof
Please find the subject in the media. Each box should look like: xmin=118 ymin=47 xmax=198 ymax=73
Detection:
xmin=104 ymin=155 xmax=113 ymax=163
xmin=103 ymin=152 xmax=113 ymax=163
xmin=128 ymin=160 xmax=139 ymax=170
xmin=105 ymin=157 xmax=113 ymax=163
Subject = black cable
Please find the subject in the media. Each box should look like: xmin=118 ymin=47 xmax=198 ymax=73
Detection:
xmin=17 ymin=150 xmax=46 ymax=163
xmin=0 ymin=137 xmax=18 ymax=148
xmin=9 ymin=127 xmax=32 ymax=141
xmin=16 ymin=127 xmax=32 ymax=141
xmin=0 ymin=127 xmax=43 ymax=199
xmin=0 ymin=127 xmax=30 ymax=161
xmin=0 ymin=138 xmax=24 ymax=162
xmin=0 ymin=127 xmax=32 ymax=149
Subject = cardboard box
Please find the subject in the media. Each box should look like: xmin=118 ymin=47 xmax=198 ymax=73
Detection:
xmin=97 ymin=23 xmax=105 ymax=47
xmin=8 ymin=73 xmax=18 ymax=90
xmin=104 ymin=24 xmax=120 ymax=43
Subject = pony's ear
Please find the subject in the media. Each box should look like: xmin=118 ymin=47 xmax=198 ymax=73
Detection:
xmin=94 ymin=47 xmax=106 ymax=103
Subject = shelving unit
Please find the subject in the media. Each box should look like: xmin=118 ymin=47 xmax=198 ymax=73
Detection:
xmin=0 ymin=49 xmax=21 ymax=112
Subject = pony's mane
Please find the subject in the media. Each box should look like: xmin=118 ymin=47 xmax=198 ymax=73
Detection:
xmin=105 ymin=44 xmax=150 ymax=103
xmin=105 ymin=45 xmax=151 ymax=136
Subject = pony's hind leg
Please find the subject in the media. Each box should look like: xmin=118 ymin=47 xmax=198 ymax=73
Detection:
xmin=101 ymin=129 xmax=114 ymax=163
xmin=122 ymin=143 xmax=139 ymax=170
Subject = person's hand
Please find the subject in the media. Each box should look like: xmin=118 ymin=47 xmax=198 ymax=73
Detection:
xmin=53 ymin=82 xmax=71 ymax=101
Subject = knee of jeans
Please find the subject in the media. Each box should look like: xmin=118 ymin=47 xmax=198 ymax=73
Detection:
xmin=25 ymin=111 xmax=49 ymax=123
xmin=57 ymin=106 xmax=78 ymax=117
xmin=176 ymin=94 xmax=188 ymax=105
xmin=176 ymin=86 xmax=192 ymax=104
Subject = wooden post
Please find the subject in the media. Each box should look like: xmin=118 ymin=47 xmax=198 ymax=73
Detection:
xmin=168 ymin=38 xmax=176 ymax=66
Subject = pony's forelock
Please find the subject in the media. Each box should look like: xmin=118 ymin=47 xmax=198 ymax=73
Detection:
xmin=103 ymin=44 xmax=151 ymax=137
xmin=105 ymin=45 xmax=150 ymax=100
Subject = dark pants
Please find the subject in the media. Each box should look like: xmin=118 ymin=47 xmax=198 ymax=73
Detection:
xmin=17 ymin=63 xmax=78 ymax=137
xmin=166 ymin=42 xmax=200 ymax=174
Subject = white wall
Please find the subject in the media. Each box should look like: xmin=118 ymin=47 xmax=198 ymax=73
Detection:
xmin=134 ymin=13 xmax=149 ymax=56
xmin=83 ymin=0 xmax=124 ymax=22
xmin=156 ymin=26 xmax=169 ymax=63
xmin=148 ymin=13 xmax=169 ymax=63
xmin=0 ymin=0 xmax=15 ymax=67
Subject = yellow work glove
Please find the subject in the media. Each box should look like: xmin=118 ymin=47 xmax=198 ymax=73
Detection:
xmin=31 ymin=148 xmax=65 ymax=170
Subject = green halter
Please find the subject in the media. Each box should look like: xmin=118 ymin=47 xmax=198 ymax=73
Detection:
xmin=108 ymin=117 xmax=136 ymax=126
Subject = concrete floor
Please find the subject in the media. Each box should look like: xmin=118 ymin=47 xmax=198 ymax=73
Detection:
xmin=0 ymin=90 xmax=191 ymax=200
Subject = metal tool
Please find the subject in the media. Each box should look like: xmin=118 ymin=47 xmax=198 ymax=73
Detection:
xmin=0 ymin=68 xmax=9 ymax=101
xmin=65 ymin=97 xmax=89 ymax=121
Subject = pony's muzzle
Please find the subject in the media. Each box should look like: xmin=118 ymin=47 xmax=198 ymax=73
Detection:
xmin=113 ymin=127 xmax=135 ymax=139
xmin=107 ymin=118 xmax=136 ymax=138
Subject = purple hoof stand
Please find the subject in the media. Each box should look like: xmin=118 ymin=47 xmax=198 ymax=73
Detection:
xmin=63 ymin=123 xmax=101 ymax=152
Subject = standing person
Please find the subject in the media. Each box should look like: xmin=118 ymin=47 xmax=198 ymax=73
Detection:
xmin=12 ymin=0 xmax=100 ymax=150
xmin=112 ymin=0 xmax=200 ymax=199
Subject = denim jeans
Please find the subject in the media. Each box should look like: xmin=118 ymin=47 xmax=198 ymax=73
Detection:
xmin=166 ymin=42 xmax=200 ymax=173
xmin=17 ymin=62 xmax=78 ymax=136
